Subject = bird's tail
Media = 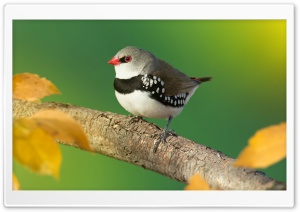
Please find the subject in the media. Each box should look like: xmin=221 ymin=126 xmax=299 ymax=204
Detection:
xmin=191 ymin=77 xmax=212 ymax=83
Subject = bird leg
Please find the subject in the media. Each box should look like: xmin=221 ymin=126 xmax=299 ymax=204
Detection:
xmin=153 ymin=116 xmax=176 ymax=153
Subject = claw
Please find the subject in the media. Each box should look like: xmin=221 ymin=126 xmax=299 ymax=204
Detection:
xmin=168 ymin=129 xmax=178 ymax=137
xmin=153 ymin=130 xmax=176 ymax=153
xmin=153 ymin=116 xmax=176 ymax=153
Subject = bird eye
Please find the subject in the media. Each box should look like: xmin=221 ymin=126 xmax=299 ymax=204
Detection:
xmin=124 ymin=56 xmax=132 ymax=63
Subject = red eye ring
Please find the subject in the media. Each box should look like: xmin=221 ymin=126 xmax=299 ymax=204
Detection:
xmin=124 ymin=56 xmax=132 ymax=63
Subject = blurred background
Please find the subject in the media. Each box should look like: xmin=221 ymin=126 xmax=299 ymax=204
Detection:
xmin=13 ymin=20 xmax=286 ymax=190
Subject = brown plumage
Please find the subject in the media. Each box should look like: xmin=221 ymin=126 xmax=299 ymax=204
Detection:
xmin=153 ymin=59 xmax=211 ymax=96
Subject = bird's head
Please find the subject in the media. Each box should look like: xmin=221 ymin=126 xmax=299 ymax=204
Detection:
xmin=108 ymin=46 xmax=158 ymax=79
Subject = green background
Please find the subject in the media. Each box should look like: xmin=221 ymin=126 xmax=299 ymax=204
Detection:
xmin=13 ymin=20 xmax=286 ymax=190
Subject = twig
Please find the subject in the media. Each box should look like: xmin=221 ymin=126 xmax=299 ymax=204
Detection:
xmin=13 ymin=99 xmax=286 ymax=190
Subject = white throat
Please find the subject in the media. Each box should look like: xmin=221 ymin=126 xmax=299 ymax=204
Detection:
xmin=114 ymin=64 xmax=140 ymax=79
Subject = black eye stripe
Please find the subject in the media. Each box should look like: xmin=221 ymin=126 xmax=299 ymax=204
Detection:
xmin=119 ymin=57 xmax=126 ymax=63
xmin=120 ymin=56 xmax=132 ymax=63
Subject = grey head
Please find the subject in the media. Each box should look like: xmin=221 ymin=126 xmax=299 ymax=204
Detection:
xmin=113 ymin=46 xmax=159 ymax=79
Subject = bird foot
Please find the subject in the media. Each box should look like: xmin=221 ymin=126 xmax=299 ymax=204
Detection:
xmin=153 ymin=129 xmax=177 ymax=153
xmin=167 ymin=129 xmax=177 ymax=137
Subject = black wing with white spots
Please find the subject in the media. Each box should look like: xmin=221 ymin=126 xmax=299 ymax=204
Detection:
xmin=139 ymin=74 xmax=188 ymax=108
xmin=114 ymin=74 xmax=189 ymax=108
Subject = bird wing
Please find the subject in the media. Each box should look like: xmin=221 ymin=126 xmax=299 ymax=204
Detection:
xmin=152 ymin=59 xmax=200 ymax=96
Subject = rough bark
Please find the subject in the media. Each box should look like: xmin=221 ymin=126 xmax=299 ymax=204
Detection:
xmin=12 ymin=99 xmax=286 ymax=190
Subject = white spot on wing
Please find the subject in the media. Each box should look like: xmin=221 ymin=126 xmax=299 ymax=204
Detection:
xmin=149 ymin=79 xmax=153 ymax=87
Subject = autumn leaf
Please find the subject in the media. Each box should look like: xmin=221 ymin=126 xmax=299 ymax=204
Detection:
xmin=234 ymin=122 xmax=286 ymax=169
xmin=13 ymin=109 xmax=91 ymax=178
xmin=30 ymin=110 xmax=91 ymax=151
xmin=13 ymin=173 xmax=20 ymax=190
xmin=13 ymin=118 xmax=62 ymax=178
xmin=13 ymin=72 xmax=61 ymax=102
xmin=185 ymin=174 xmax=211 ymax=190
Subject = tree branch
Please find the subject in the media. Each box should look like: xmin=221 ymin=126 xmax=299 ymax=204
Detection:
xmin=12 ymin=99 xmax=286 ymax=190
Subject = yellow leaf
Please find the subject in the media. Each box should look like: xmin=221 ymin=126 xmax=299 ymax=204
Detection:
xmin=13 ymin=118 xmax=62 ymax=178
xmin=185 ymin=174 xmax=211 ymax=190
xmin=234 ymin=122 xmax=286 ymax=169
xmin=30 ymin=110 xmax=91 ymax=151
xmin=13 ymin=173 xmax=20 ymax=190
xmin=13 ymin=72 xmax=61 ymax=102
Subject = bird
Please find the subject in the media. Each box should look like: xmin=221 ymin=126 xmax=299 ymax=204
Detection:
xmin=108 ymin=46 xmax=211 ymax=152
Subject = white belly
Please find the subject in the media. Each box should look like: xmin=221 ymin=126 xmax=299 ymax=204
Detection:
xmin=115 ymin=90 xmax=184 ymax=119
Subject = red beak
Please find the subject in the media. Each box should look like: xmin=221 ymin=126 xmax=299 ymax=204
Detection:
xmin=108 ymin=56 xmax=121 ymax=66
